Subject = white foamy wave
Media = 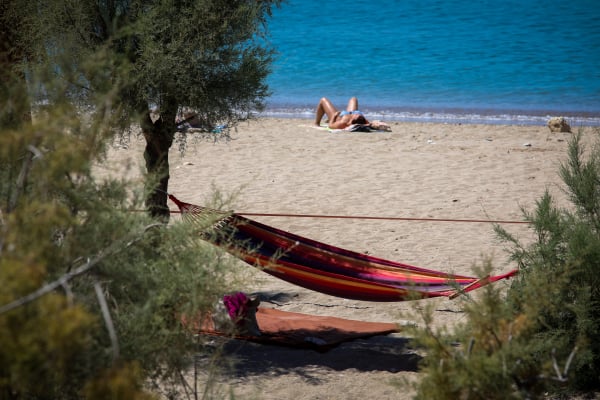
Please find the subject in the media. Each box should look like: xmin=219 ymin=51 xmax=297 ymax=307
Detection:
xmin=258 ymin=106 xmax=600 ymax=127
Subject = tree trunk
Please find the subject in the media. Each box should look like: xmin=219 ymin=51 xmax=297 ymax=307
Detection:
xmin=0 ymin=2 xmax=32 ymax=129
xmin=141 ymin=105 xmax=176 ymax=222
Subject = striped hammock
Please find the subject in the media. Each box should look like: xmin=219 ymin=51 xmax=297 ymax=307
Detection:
xmin=169 ymin=195 xmax=517 ymax=302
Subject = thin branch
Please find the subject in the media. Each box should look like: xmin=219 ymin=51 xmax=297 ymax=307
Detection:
xmin=563 ymin=346 xmax=577 ymax=377
xmin=551 ymin=346 xmax=578 ymax=382
xmin=552 ymin=348 xmax=563 ymax=380
xmin=176 ymin=368 xmax=194 ymax=400
xmin=94 ymin=281 xmax=119 ymax=361
xmin=0 ymin=208 xmax=5 ymax=257
xmin=8 ymin=144 xmax=42 ymax=213
xmin=61 ymin=281 xmax=74 ymax=306
xmin=0 ymin=223 xmax=162 ymax=315
xmin=466 ymin=337 xmax=475 ymax=358
xmin=537 ymin=346 xmax=578 ymax=383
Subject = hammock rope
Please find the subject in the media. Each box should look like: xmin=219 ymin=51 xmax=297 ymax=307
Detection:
xmin=165 ymin=209 xmax=527 ymax=224
xmin=168 ymin=194 xmax=518 ymax=302
xmin=233 ymin=212 xmax=528 ymax=224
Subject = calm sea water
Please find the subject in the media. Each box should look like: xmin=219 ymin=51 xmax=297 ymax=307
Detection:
xmin=263 ymin=0 xmax=600 ymax=125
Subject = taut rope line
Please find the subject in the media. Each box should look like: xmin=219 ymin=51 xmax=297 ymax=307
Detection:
xmin=234 ymin=212 xmax=528 ymax=224
xmin=166 ymin=209 xmax=528 ymax=224
xmin=136 ymin=192 xmax=529 ymax=224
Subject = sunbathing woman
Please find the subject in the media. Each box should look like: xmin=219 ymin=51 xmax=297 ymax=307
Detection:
xmin=314 ymin=97 xmax=391 ymax=131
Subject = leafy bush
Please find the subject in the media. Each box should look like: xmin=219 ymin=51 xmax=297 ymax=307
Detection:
xmin=410 ymin=130 xmax=600 ymax=399
xmin=0 ymin=81 xmax=242 ymax=399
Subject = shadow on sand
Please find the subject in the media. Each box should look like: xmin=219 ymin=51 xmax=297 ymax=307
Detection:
xmin=196 ymin=290 xmax=420 ymax=383
xmin=198 ymin=332 xmax=420 ymax=384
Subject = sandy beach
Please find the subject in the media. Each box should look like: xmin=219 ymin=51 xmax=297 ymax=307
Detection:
xmin=97 ymin=117 xmax=586 ymax=399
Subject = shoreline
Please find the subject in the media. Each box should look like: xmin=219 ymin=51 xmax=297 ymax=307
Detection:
xmin=260 ymin=104 xmax=600 ymax=127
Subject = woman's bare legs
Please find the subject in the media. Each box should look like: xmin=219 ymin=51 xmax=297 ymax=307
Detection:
xmin=315 ymin=97 xmax=338 ymax=126
xmin=346 ymin=97 xmax=359 ymax=111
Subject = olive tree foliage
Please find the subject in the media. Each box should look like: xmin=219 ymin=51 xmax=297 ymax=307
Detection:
xmin=0 ymin=1 xmax=277 ymax=398
xmin=408 ymin=130 xmax=600 ymax=399
xmin=24 ymin=0 xmax=282 ymax=219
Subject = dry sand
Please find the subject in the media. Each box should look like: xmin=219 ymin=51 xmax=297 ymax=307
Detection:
xmin=98 ymin=118 xmax=590 ymax=399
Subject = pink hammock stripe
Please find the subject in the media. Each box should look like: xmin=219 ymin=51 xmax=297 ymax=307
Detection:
xmin=169 ymin=195 xmax=517 ymax=302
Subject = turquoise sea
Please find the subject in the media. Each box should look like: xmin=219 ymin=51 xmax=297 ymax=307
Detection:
xmin=263 ymin=0 xmax=600 ymax=125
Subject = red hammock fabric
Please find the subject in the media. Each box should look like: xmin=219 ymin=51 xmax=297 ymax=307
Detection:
xmin=169 ymin=195 xmax=517 ymax=302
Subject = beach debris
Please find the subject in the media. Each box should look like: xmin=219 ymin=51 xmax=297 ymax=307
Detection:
xmin=176 ymin=161 xmax=194 ymax=169
xmin=547 ymin=117 xmax=571 ymax=133
xmin=212 ymin=124 xmax=227 ymax=133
